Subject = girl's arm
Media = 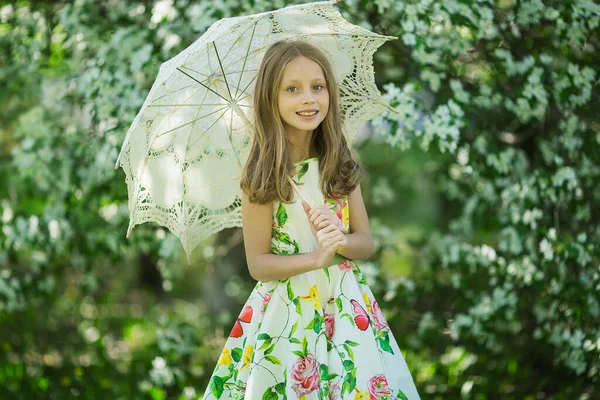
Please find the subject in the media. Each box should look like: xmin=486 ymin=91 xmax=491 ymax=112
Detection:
xmin=241 ymin=190 xmax=319 ymax=282
xmin=337 ymin=183 xmax=375 ymax=260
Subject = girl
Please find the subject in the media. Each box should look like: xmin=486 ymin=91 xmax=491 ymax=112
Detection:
xmin=202 ymin=40 xmax=420 ymax=400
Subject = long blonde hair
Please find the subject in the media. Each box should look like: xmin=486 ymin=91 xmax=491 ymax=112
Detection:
xmin=240 ymin=40 xmax=364 ymax=204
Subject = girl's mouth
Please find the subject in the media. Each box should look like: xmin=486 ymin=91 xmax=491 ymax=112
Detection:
xmin=296 ymin=111 xmax=319 ymax=119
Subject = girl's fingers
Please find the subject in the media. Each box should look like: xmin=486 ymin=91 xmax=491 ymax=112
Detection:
xmin=317 ymin=224 xmax=338 ymax=238
xmin=310 ymin=207 xmax=328 ymax=224
xmin=317 ymin=220 xmax=331 ymax=230
xmin=313 ymin=214 xmax=327 ymax=226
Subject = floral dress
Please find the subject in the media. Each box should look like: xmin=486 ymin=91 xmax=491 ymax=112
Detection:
xmin=202 ymin=157 xmax=420 ymax=400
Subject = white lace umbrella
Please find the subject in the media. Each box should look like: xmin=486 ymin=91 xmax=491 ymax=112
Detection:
xmin=114 ymin=0 xmax=398 ymax=263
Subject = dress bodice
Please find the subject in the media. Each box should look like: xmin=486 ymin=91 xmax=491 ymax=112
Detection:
xmin=270 ymin=157 xmax=350 ymax=255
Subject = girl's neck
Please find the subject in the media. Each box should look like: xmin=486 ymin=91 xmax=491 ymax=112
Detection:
xmin=286 ymin=128 xmax=317 ymax=164
xmin=291 ymin=145 xmax=318 ymax=163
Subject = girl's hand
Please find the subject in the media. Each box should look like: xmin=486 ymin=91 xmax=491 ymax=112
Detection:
xmin=302 ymin=200 xmax=345 ymax=233
xmin=312 ymin=224 xmax=348 ymax=269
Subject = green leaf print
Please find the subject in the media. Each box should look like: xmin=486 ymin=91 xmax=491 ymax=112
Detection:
xmin=342 ymin=359 xmax=354 ymax=372
xmin=262 ymin=386 xmax=278 ymax=400
xmin=378 ymin=332 xmax=394 ymax=354
xmin=336 ymin=297 xmax=343 ymax=313
xmin=343 ymin=343 xmax=355 ymax=361
xmin=288 ymin=320 xmax=298 ymax=337
xmin=276 ymin=203 xmax=287 ymax=226
xmin=275 ymin=382 xmax=286 ymax=395
xmin=292 ymin=350 xmax=305 ymax=358
xmin=293 ymin=298 xmax=302 ymax=316
xmin=209 ymin=375 xmax=224 ymax=398
xmin=265 ymin=355 xmax=282 ymax=365
xmin=305 ymin=318 xmax=316 ymax=331
xmin=342 ymin=372 xmax=357 ymax=397
xmin=319 ymin=364 xmax=329 ymax=382
xmin=302 ymin=335 xmax=308 ymax=356
xmin=345 ymin=340 xmax=359 ymax=347
xmin=396 ymin=389 xmax=409 ymax=400
xmin=323 ymin=267 xmax=330 ymax=282
xmin=258 ymin=338 xmax=272 ymax=351
xmin=289 ymin=337 xmax=301 ymax=344
xmin=287 ymin=281 xmax=294 ymax=301
xmin=264 ymin=343 xmax=275 ymax=355
xmin=297 ymin=162 xmax=309 ymax=180
xmin=257 ymin=333 xmax=271 ymax=340
xmin=231 ymin=347 xmax=242 ymax=362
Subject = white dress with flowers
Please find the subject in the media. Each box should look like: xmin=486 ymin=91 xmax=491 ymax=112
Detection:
xmin=202 ymin=157 xmax=420 ymax=400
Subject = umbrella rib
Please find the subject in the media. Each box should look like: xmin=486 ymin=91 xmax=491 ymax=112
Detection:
xmin=176 ymin=67 xmax=230 ymax=104
xmin=154 ymin=105 xmax=230 ymax=140
xmin=147 ymin=80 xmax=218 ymax=151
xmin=237 ymin=73 xmax=258 ymax=101
xmin=186 ymin=107 xmax=231 ymax=150
xmin=234 ymin=21 xmax=258 ymax=100
xmin=212 ymin=42 xmax=233 ymax=101
xmin=214 ymin=13 xmax=271 ymax=68
xmin=179 ymin=65 xmax=249 ymax=103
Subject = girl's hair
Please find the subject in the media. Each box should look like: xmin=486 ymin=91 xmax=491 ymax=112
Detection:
xmin=240 ymin=40 xmax=364 ymax=205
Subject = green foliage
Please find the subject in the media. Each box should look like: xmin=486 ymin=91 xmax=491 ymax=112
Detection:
xmin=0 ymin=0 xmax=598 ymax=399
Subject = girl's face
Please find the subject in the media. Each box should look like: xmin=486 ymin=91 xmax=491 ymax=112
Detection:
xmin=277 ymin=56 xmax=329 ymax=135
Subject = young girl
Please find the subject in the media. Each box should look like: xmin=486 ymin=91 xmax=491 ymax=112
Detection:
xmin=202 ymin=40 xmax=420 ymax=400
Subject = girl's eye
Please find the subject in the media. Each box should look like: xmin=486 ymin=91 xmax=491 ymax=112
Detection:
xmin=286 ymin=84 xmax=324 ymax=93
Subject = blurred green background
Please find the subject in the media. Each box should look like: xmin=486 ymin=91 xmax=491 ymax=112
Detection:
xmin=0 ymin=0 xmax=598 ymax=399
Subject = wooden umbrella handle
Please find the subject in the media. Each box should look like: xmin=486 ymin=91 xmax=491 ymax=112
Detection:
xmin=287 ymin=176 xmax=312 ymax=208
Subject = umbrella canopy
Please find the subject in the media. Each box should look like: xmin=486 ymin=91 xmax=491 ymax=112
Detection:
xmin=115 ymin=0 xmax=398 ymax=263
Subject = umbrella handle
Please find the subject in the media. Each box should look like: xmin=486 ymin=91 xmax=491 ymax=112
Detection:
xmin=287 ymin=176 xmax=312 ymax=208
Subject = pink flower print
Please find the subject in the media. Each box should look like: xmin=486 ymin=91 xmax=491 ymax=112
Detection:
xmin=324 ymin=200 xmax=346 ymax=233
xmin=328 ymin=381 xmax=341 ymax=400
xmin=324 ymin=310 xmax=335 ymax=339
xmin=371 ymin=299 xmax=389 ymax=331
xmin=368 ymin=374 xmax=393 ymax=399
xmin=338 ymin=259 xmax=352 ymax=272
xmin=334 ymin=200 xmax=343 ymax=220
xmin=261 ymin=292 xmax=272 ymax=316
xmin=291 ymin=352 xmax=320 ymax=397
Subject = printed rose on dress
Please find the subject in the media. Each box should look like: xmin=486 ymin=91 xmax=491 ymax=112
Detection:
xmin=261 ymin=292 xmax=272 ymax=316
xmin=291 ymin=352 xmax=321 ymax=397
xmin=324 ymin=310 xmax=335 ymax=339
xmin=328 ymin=381 xmax=341 ymax=400
xmin=371 ymin=298 xmax=389 ymax=331
xmin=368 ymin=374 xmax=393 ymax=399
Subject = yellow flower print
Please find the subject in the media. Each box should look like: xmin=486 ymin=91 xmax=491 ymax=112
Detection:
xmin=217 ymin=347 xmax=233 ymax=366
xmin=353 ymin=386 xmax=370 ymax=400
xmin=342 ymin=200 xmax=349 ymax=230
xmin=241 ymin=344 xmax=253 ymax=370
xmin=300 ymin=284 xmax=321 ymax=311
xmin=362 ymin=292 xmax=372 ymax=313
